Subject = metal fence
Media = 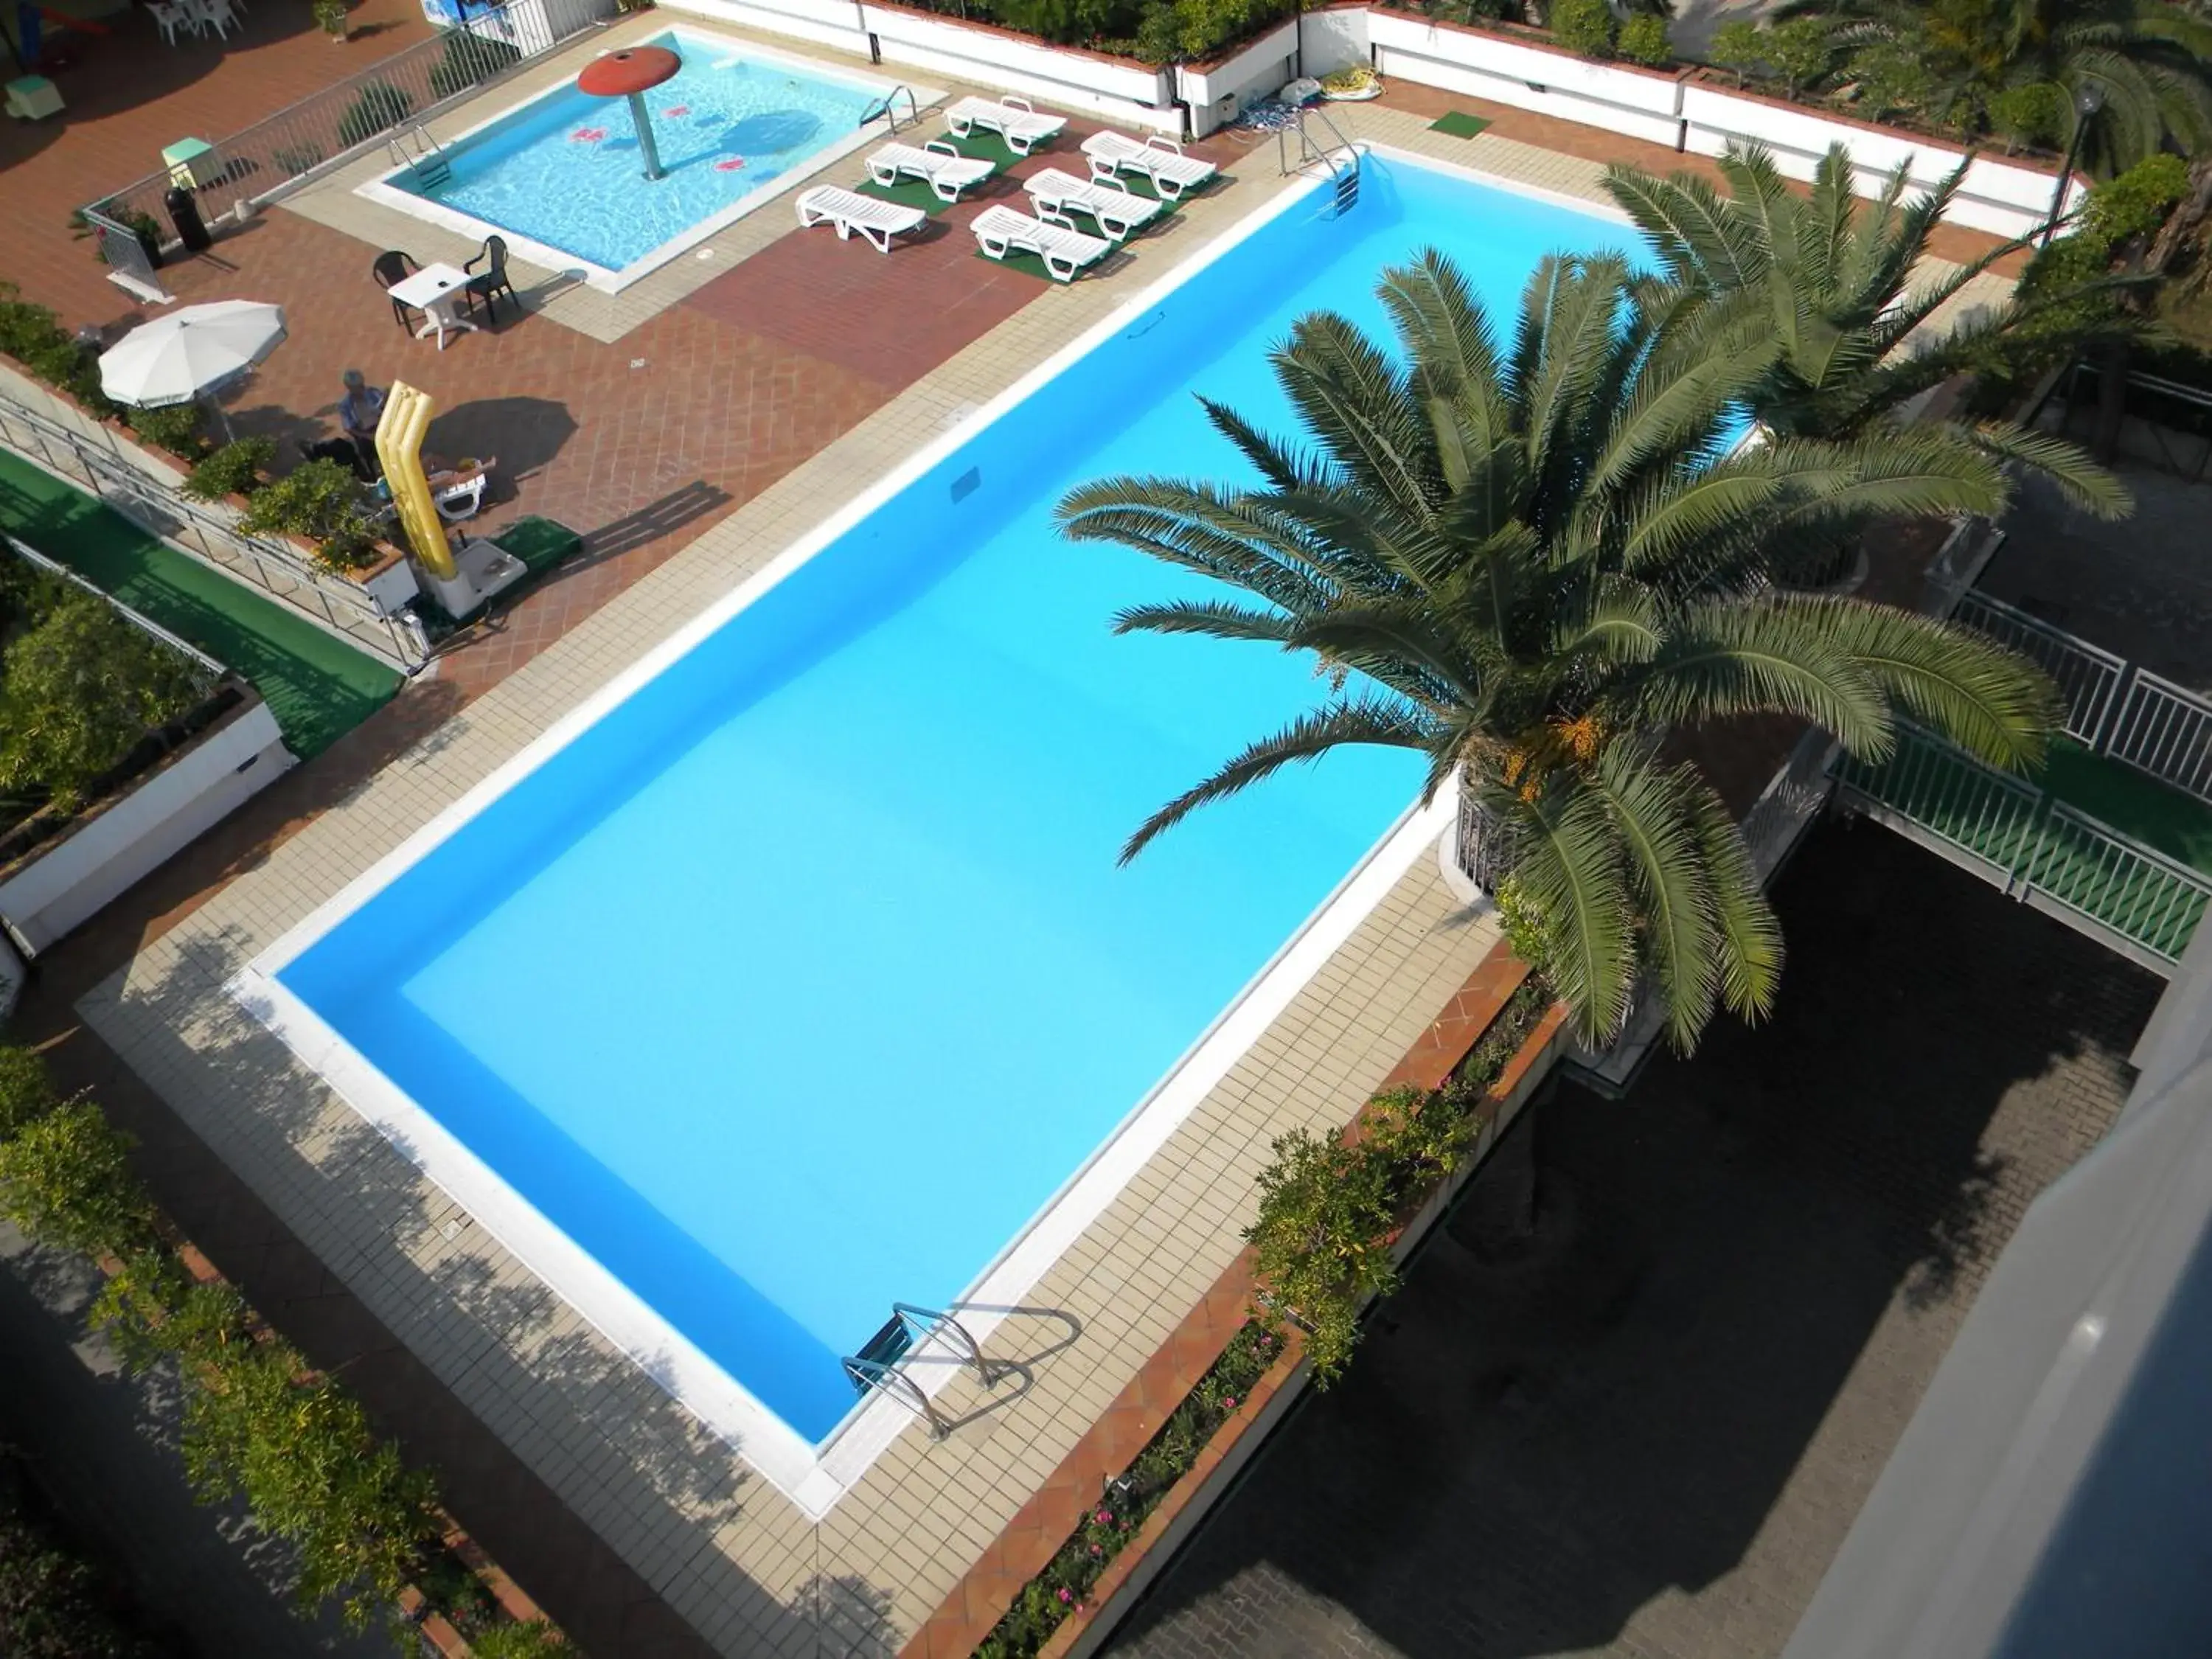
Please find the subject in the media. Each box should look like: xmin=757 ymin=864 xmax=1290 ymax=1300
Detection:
xmin=2107 ymin=668 xmax=2212 ymax=808
xmin=1951 ymin=588 xmax=2127 ymax=747
xmin=1950 ymin=586 xmax=2212 ymax=810
xmin=0 ymin=388 xmax=426 ymax=672
xmin=1834 ymin=721 xmax=2211 ymax=970
xmin=4 ymin=532 xmax=226 ymax=678
xmin=86 ymin=0 xmax=614 ymax=240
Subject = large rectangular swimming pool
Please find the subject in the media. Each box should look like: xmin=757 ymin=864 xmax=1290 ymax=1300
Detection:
xmin=254 ymin=153 xmax=1635 ymax=1506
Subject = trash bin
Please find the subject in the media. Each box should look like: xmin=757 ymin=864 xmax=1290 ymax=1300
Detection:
xmin=164 ymin=184 xmax=212 ymax=254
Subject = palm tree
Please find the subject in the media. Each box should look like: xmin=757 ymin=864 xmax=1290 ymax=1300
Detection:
xmin=1601 ymin=141 xmax=2135 ymax=519
xmin=1774 ymin=0 xmax=2212 ymax=174
xmin=1058 ymin=251 xmax=2063 ymax=1052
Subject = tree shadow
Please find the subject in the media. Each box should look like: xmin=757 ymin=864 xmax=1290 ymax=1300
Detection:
xmin=1106 ymin=819 xmax=2164 ymax=1659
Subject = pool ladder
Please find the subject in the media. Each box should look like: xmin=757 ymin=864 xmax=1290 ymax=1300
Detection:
xmin=388 ymin=122 xmax=453 ymax=190
xmin=859 ymin=84 xmax=921 ymax=134
xmin=1279 ymin=104 xmax=1361 ymax=215
xmin=841 ymin=1302 xmax=1013 ymax=1440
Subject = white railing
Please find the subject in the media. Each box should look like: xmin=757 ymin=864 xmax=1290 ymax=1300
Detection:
xmin=2107 ymin=669 xmax=2212 ymax=808
xmin=1952 ymin=588 xmax=2128 ymax=747
xmin=1834 ymin=720 xmax=2211 ymax=970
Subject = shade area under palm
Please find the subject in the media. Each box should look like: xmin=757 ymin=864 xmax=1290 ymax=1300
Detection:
xmin=1060 ymin=251 xmax=2070 ymax=1053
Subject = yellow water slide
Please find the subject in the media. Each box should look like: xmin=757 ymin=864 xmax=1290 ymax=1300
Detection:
xmin=374 ymin=380 xmax=459 ymax=581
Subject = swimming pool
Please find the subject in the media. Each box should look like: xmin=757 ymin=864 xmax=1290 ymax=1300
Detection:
xmin=361 ymin=29 xmax=923 ymax=291
xmin=250 ymin=153 xmax=1636 ymax=1511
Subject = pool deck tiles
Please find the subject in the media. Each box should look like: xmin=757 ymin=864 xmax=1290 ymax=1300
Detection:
xmin=29 ymin=36 xmax=2038 ymax=1659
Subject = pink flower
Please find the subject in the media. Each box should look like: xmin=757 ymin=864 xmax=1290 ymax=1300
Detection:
xmin=1222 ymin=1396 xmax=1237 ymax=1409
xmin=1090 ymin=1543 xmax=1103 ymax=1557
xmin=1095 ymin=1508 xmax=1113 ymax=1525
xmin=1057 ymin=1587 xmax=1072 ymax=1604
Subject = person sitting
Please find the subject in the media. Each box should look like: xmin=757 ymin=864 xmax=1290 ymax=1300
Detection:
xmin=337 ymin=369 xmax=386 ymax=475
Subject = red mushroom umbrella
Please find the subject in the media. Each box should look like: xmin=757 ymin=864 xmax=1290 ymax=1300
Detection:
xmin=578 ymin=46 xmax=682 ymax=181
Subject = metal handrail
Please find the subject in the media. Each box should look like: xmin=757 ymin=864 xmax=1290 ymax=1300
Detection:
xmin=861 ymin=85 xmax=920 ymax=132
xmin=1951 ymin=588 xmax=2128 ymax=747
xmin=0 ymin=389 xmax=426 ymax=671
xmin=3 ymin=532 xmax=227 ymax=677
xmin=839 ymin=1302 xmax=1011 ymax=1441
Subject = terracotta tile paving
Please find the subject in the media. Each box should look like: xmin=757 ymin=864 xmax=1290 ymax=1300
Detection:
xmin=0 ymin=0 xmax=438 ymax=325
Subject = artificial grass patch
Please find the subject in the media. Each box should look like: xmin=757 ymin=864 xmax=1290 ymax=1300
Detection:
xmin=0 ymin=451 xmax=399 ymax=760
xmin=493 ymin=515 xmax=582 ymax=577
xmin=2042 ymin=737 xmax=2212 ymax=877
xmin=852 ymin=127 xmax=1037 ymax=217
xmin=1430 ymin=110 xmax=1492 ymax=139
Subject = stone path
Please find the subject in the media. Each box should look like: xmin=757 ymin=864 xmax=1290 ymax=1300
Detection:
xmin=1103 ymin=820 xmax=2160 ymax=1659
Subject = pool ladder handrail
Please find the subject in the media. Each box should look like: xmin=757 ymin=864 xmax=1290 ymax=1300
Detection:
xmin=388 ymin=122 xmax=454 ymax=190
xmin=859 ymin=84 xmax=921 ymax=133
xmin=841 ymin=1301 xmax=1014 ymax=1440
xmin=1279 ymin=103 xmax=1361 ymax=215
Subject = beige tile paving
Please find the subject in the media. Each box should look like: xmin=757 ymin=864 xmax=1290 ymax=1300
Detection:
xmin=77 ymin=88 xmax=2017 ymax=1659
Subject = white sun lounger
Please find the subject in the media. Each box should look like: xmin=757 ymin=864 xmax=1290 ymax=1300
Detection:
xmin=1022 ymin=168 xmax=1166 ymax=241
xmin=794 ymin=186 xmax=928 ymax=253
xmin=1080 ymin=130 xmax=1217 ymax=200
xmin=970 ymin=204 xmax=1112 ymax=282
xmin=944 ymin=94 xmax=1068 ymax=156
xmin=865 ymin=139 xmax=996 ymax=204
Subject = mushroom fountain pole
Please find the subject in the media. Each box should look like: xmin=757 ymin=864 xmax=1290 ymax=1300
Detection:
xmin=577 ymin=46 xmax=684 ymax=183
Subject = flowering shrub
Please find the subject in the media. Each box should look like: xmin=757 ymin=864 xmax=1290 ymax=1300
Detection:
xmin=1247 ymin=977 xmax=1552 ymax=1385
xmin=973 ymin=1320 xmax=1284 ymax=1659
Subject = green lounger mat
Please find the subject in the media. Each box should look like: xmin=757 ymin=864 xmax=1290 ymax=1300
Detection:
xmin=1430 ymin=111 xmax=1492 ymax=139
xmin=493 ymin=515 xmax=583 ymax=575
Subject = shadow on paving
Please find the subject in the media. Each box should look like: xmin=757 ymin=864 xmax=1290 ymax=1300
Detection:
xmin=1107 ymin=818 xmax=2163 ymax=1659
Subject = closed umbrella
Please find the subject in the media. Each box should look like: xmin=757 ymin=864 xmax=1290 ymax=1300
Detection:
xmin=98 ymin=299 xmax=287 ymax=439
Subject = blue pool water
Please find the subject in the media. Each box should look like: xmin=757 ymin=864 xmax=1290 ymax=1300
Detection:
xmin=280 ymin=158 xmax=1636 ymax=1443
xmin=396 ymin=30 xmax=880 ymax=271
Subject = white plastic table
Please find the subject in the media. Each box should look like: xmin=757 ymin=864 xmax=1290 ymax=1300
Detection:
xmin=388 ymin=262 xmax=479 ymax=352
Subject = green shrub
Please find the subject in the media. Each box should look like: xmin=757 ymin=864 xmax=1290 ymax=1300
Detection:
xmin=470 ymin=1621 xmax=577 ymax=1658
xmin=0 ymin=1102 xmax=162 ymax=1262
xmin=0 ymin=588 xmax=209 ymax=810
xmin=1548 ymin=0 xmax=1613 ymax=58
xmin=2082 ymin=152 xmax=2191 ymax=247
xmin=1708 ymin=18 xmax=1761 ymax=82
xmin=182 ymin=436 xmax=275 ymax=502
xmin=313 ymin=0 xmax=347 ymax=33
xmin=1990 ymin=82 xmax=2065 ymax=151
xmin=239 ymin=459 xmax=383 ymax=572
xmin=0 ymin=1046 xmax=57 ymax=1138
xmin=428 ymin=28 xmax=521 ymax=99
xmin=336 ymin=79 xmax=414 ymax=147
xmin=1761 ymin=16 xmax=1837 ymax=99
xmin=1615 ymin=11 xmax=1669 ymax=66
xmin=123 ymin=400 xmax=207 ymax=460
xmin=1248 ymin=1126 xmax=1400 ymax=1382
xmin=272 ymin=142 xmax=327 ymax=177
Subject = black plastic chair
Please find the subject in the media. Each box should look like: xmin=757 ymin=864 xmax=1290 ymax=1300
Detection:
xmin=463 ymin=235 xmax=516 ymax=326
xmin=372 ymin=249 xmax=422 ymax=333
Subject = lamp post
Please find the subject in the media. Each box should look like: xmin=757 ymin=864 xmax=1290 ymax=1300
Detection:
xmin=2044 ymin=81 xmax=2107 ymax=245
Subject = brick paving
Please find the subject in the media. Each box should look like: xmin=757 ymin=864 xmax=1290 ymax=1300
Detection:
xmin=0 ymin=0 xmax=437 ymax=324
xmin=1102 ymin=821 xmax=2160 ymax=1659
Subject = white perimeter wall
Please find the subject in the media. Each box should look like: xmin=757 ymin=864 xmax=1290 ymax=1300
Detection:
xmin=1365 ymin=13 xmax=2084 ymax=237
xmin=659 ymin=0 xmax=2084 ymax=227
xmin=0 ymin=700 xmax=293 ymax=956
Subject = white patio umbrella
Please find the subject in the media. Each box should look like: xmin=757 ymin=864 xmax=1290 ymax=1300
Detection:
xmin=97 ymin=299 xmax=287 ymax=440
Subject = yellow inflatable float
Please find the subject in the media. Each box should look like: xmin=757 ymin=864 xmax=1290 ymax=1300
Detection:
xmin=373 ymin=380 xmax=460 ymax=583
